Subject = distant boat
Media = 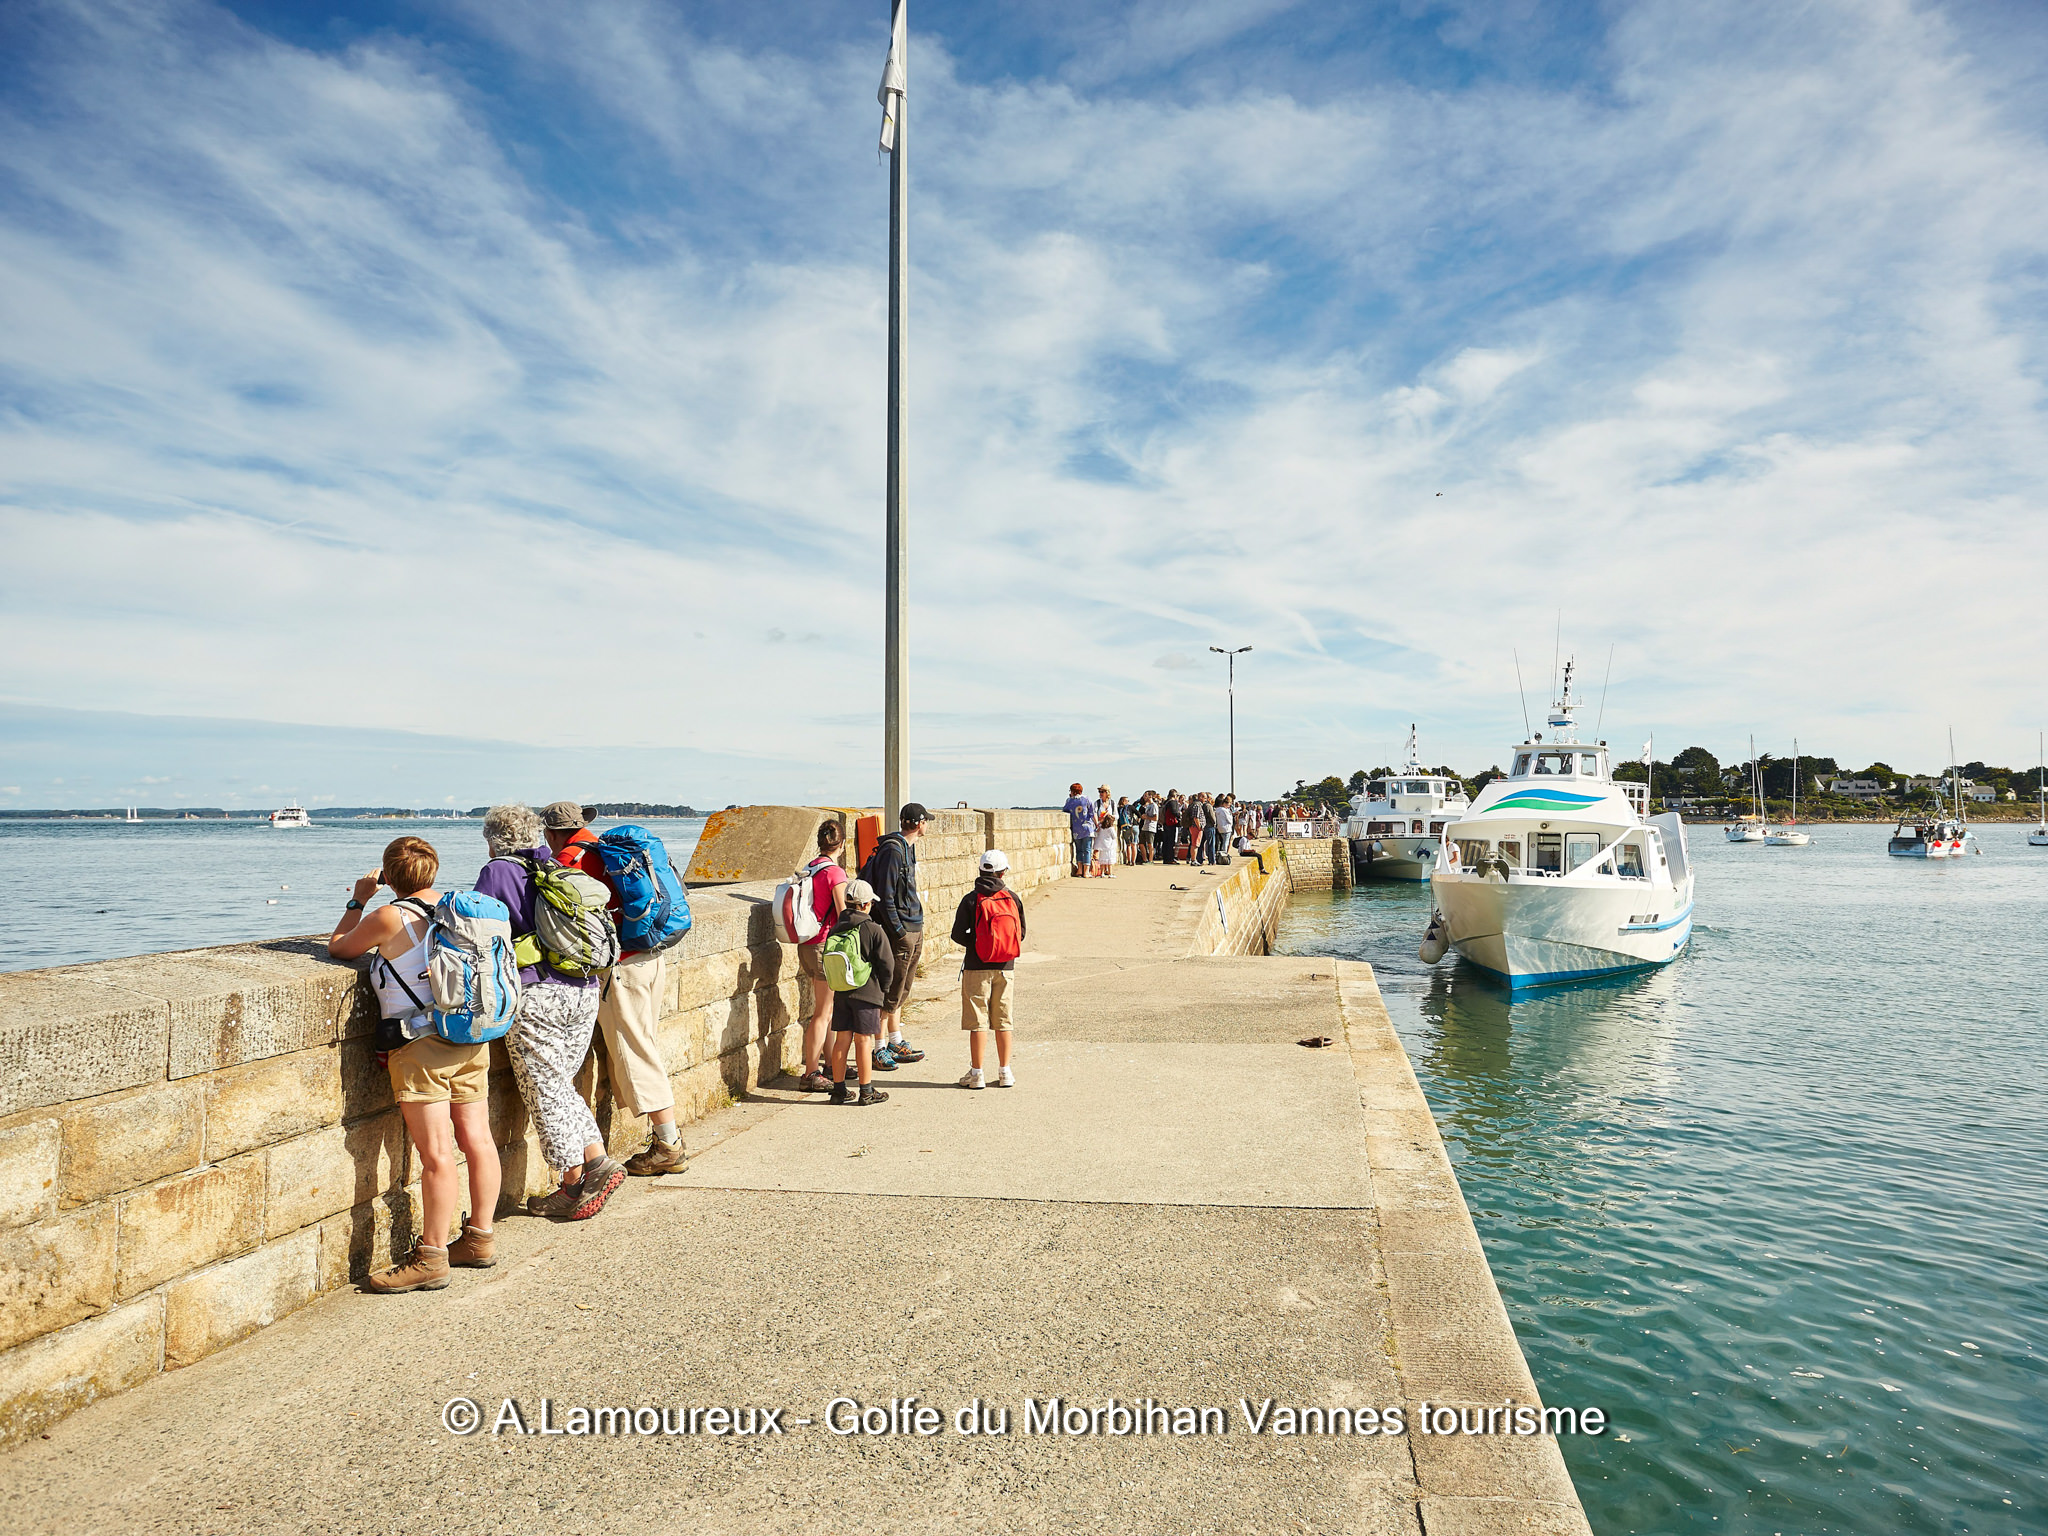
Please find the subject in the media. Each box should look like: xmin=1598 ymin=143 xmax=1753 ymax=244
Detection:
xmin=1888 ymin=730 xmax=1980 ymax=859
xmin=269 ymin=803 xmax=312 ymax=829
xmin=1726 ymin=735 xmax=1767 ymax=841
xmin=1344 ymin=725 xmax=1472 ymax=880
xmin=1765 ymin=738 xmax=1811 ymax=846
xmin=2029 ymin=733 xmax=2047 ymax=848
xmin=124 ymin=807 xmax=140 ymax=823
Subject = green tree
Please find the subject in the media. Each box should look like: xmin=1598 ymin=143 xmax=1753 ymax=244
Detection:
xmin=1348 ymin=769 xmax=1368 ymax=794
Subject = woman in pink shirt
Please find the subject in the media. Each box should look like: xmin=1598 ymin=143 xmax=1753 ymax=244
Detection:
xmin=796 ymin=821 xmax=852 ymax=1092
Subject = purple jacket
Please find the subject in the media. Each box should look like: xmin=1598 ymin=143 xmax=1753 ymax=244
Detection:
xmin=473 ymin=848 xmax=599 ymax=988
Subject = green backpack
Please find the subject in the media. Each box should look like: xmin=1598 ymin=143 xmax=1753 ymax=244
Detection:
xmin=821 ymin=923 xmax=873 ymax=992
xmin=509 ymin=854 xmax=620 ymax=979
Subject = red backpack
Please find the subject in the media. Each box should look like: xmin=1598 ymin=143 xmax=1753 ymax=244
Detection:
xmin=973 ymin=890 xmax=1022 ymax=964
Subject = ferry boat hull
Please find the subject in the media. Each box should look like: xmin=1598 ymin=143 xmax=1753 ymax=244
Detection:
xmin=1432 ymin=872 xmax=1694 ymax=988
xmin=1350 ymin=835 xmax=1440 ymax=881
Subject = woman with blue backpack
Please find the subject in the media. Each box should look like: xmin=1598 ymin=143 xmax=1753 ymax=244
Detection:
xmin=328 ymin=836 xmax=503 ymax=1292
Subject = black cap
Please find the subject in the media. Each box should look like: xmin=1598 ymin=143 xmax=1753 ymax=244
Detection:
xmin=899 ymin=801 xmax=930 ymax=826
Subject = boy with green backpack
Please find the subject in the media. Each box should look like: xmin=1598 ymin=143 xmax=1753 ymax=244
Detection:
xmin=821 ymin=879 xmax=896 ymax=1106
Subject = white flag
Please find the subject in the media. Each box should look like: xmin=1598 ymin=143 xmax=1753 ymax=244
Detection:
xmin=1641 ymin=740 xmax=1653 ymax=766
xmin=877 ymin=1 xmax=906 ymax=153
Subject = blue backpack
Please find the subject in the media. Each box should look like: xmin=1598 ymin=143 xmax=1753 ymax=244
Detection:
xmin=420 ymin=890 xmax=521 ymax=1044
xmin=593 ymin=825 xmax=693 ymax=953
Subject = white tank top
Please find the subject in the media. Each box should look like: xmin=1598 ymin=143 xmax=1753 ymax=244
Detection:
xmin=370 ymin=899 xmax=437 ymax=1039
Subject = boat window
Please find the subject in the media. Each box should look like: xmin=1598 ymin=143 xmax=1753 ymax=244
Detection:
xmin=1404 ymin=780 xmax=1429 ymax=795
xmin=1412 ymin=820 xmax=1424 ymax=834
xmin=1367 ymin=781 xmax=1387 ymax=799
xmin=1513 ymin=754 xmax=1532 ymax=776
xmin=1579 ymin=754 xmax=1600 ymax=775
xmin=1565 ymin=832 xmax=1600 ymax=872
xmin=1532 ymin=832 xmax=1563 ymax=873
xmin=1497 ymin=838 xmax=1521 ymax=867
xmin=1615 ymin=842 xmax=1646 ymax=878
xmin=1453 ymin=838 xmax=1489 ymax=867
xmin=1429 ymin=821 xmax=1446 ymax=835
xmin=1366 ymin=821 xmax=1398 ymax=835
xmin=1535 ymin=752 xmax=1572 ymax=775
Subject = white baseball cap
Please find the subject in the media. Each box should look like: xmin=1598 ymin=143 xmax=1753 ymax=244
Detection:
xmin=980 ymin=849 xmax=1010 ymax=872
xmin=845 ymin=879 xmax=877 ymax=904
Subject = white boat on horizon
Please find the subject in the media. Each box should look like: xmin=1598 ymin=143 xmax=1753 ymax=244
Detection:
xmin=269 ymin=803 xmax=312 ymax=829
xmin=1726 ymin=736 xmax=1768 ymax=841
xmin=1345 ymin=726 xmax=1471 ymax=880
xmin=1887 ymin=733 xmax=1980 ymax=859
xmin=1425 ymin=658 xmax=1694 ymax=990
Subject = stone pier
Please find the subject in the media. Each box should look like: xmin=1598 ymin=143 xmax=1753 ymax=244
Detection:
xmin=1 ymin=837 xmax=1589 ymax=1535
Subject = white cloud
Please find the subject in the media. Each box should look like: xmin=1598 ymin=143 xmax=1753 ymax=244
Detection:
xmin=0 ymin=0 xmax=2044 ymax=804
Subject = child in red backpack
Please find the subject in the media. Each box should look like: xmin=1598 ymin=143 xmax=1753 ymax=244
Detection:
xmin=951 ymin=849 xmax=1026 ymax=1089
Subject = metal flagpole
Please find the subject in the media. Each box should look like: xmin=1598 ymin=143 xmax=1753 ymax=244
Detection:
xmin=881 ymin=0 xmax=910 ymax=819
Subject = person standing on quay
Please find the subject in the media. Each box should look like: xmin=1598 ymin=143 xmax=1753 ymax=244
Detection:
xmin=1063 ymin=781 xmax=1096 ymax=877
xmin=953 ymin=849 xmax=1024 ymax=1089
xmin=541 ymin=801 xmax=686 ymax=1176
xmin=1091 ymin=785 xmax=1116 ymax=877
xmin=861 ymin=803 xmax=929 ymax=1068
xmin=1213 ymin=795 xmax=1235 ymax=865
xmin=476 ymin=804 xmax=625 ymax=1220
xmin=826 ymin=879 xmax=896 ymax=1105
xmin=1140 ymin=791 xmax=1159 ymax=864
xmin=328 ymin=836 xmax=501 ymax=1291
xmin=1160 ymin=791 xmax=1182 ymax=865
xmin=792 ymin=820 xmax=852 ymax=1093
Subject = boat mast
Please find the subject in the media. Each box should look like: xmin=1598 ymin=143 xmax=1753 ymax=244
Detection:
xmin=1792 ymin=738 xmax=1798 ymax=825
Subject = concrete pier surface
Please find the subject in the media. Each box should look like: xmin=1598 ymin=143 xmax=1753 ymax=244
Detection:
xmin=2 ymin=857 xmax=1589 ymax=1536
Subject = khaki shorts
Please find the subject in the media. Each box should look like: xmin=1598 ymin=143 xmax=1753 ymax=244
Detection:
xmin=388 ymin=1033 xmax=490 ymax=1105
xmin=960 ymin=969 xmax=1016 ymax=1031
xmin=797 ymin=942 xmax=826 ymax=981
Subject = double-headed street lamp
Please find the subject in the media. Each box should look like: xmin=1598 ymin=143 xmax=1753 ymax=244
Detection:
xmin=1209 ymin=645 xmax=1252 ymax=800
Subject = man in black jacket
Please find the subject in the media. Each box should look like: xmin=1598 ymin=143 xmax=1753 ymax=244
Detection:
xmin=860 ymin=802 xmax=930 ymax=1068
xmin=826 ymin=880 xmax=896 ymax=1106
xmin=951 ymin=849 xmax=1025 ymax=1089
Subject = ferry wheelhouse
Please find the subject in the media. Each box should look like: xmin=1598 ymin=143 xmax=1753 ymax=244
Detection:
xmin=1345 ymin=726 xmax=1471 ymax=880
xmin=1426 ymin=660 xmax=1694 ymax=989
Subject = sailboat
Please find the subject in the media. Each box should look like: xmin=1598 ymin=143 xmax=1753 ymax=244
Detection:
xmin=1725 ymin=736 xmax=1767 ymax=841
xmin=2028 ymin=734 xmax=2047 ymax=847
xmin=1765 ymin=739 xmax=1811 ymax=845
xmin=124 ymin=807 xmax=140 ymax=823
xmin=1887 ymin=731 xmax=1981 ymax=859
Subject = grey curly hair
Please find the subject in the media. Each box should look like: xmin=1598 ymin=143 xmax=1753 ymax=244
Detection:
xmin=481 ymin=803 xmax=542 ymax=857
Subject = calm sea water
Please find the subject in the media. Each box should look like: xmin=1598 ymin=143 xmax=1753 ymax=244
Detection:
xmin=0 ymin=817 xmax=705 ymax=972
xmin=1276 ymin=825 xmax=2046 ymax=1535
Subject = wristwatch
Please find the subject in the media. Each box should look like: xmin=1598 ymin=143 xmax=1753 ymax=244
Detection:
xmin=345 ymin=898 xmax=366 ymax=911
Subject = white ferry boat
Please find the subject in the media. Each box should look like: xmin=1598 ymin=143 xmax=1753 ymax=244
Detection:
xmin=1344 ymin=726 xmax=1471 ymax=880
xmin=1424 ymin=660 xmax=1694 ymax=989
xmin=269 ymin=803 xmax=312 ymax=829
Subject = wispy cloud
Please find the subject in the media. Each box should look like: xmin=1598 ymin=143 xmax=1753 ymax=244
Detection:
xmin=1 ymin=0 xmax=2044 ymax=807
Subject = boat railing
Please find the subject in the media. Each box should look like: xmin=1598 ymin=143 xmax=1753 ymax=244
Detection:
xmin=1621 ymin=783 xmax=1649 ymax=815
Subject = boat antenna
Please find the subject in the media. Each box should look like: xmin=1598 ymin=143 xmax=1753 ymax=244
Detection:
xmin=1513 ymin=650 xmax=1533 ymax=739
xmin=1950 ymin=726 xmax=1963 ymax=827
xmin=1551 ymin=612 xmax=1561 ymax=699
xmin=1593 ymin=643 xmax=1614 ymax=739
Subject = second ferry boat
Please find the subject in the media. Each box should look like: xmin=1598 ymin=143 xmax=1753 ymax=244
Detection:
xmin=1345 ymin=727 xmax=1472 ymax=880
xmin=1422 ymin=659 xmax=1695 ymax=988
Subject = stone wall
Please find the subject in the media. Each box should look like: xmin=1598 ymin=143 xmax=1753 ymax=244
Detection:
xmin=1186 ymin=845 xmax=1291 ymax=957
xmin=1275 ymin=836 xmax=1353 ymax=892
xmin=0 ymin=882 xmax=802 ymax=1448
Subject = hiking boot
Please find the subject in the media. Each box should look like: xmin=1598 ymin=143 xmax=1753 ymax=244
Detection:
xmin=888 ymin=1038 xmax=926 ymax=1063
xmin=958 ymin=1067 xmax=985 ymax=1090
xmin=527 ymin=1158 xmax=626 ymax=1221
xmin=856 ymin=1084 xmax=890 ymax=1106
xmin=625 ymin=1137 xmax=688 ymax=1176
xmin=796 ymin=1069 xmax=833 ymax=1093
xmin=870 ymin=1044 xmax=900 ymax=1071
xmin=364 ymin=1243 xmax=450 ymax=1293
xmin=830 ymin=1079 xmax=855 ymax=1104
xmin=447 ymin=1224 xmax=496 ymax=1268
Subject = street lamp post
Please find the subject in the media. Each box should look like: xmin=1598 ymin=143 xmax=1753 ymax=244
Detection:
xmin=1208 ymin=646 xmax=1252 ymax=800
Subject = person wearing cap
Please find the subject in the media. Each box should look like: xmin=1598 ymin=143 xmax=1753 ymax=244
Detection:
xmin=541 ymin=801 xmax=685 ymax=1177
xmin=951 ymin=848 xmax=1025 ymax=1089
xmin=1062 ymin=781 xmax=1096 ymax=877
xmin=858 ymin=802 xmax=929 ymax=1067
xmin=825 ymin=878 xmax=895 ymax=1106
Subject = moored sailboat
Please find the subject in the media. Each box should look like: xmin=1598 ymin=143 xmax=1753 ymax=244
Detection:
xmin=1765 ymin=739 xmax=1811 ymax=845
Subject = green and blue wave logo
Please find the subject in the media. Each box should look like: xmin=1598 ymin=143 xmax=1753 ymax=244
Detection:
xmin=1483 ymin=787 xmax=1607 ymax=814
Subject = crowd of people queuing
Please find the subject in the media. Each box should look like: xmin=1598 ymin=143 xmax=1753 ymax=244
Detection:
xmin=1059 ymin=783 xmax=1266 ymax=874
xmin=328 ymin=799 xmax=1033 ymax=1294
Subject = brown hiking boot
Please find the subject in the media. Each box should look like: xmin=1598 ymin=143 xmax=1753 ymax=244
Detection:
xmin=624 ymin=1137 xmax=688 ymax=1176
xmin=447 ymin=1223 xmax=496 ymax=1268
xmin=364 ymin=1243 xmax=450 ymax=1293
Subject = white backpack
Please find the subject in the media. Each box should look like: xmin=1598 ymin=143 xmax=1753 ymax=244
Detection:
xmin=773 ymin=858 xmax=828 ymax=945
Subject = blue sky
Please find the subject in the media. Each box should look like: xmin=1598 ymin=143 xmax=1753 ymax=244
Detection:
xmin=3 ymin=0 xmax=2046 ymax=811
